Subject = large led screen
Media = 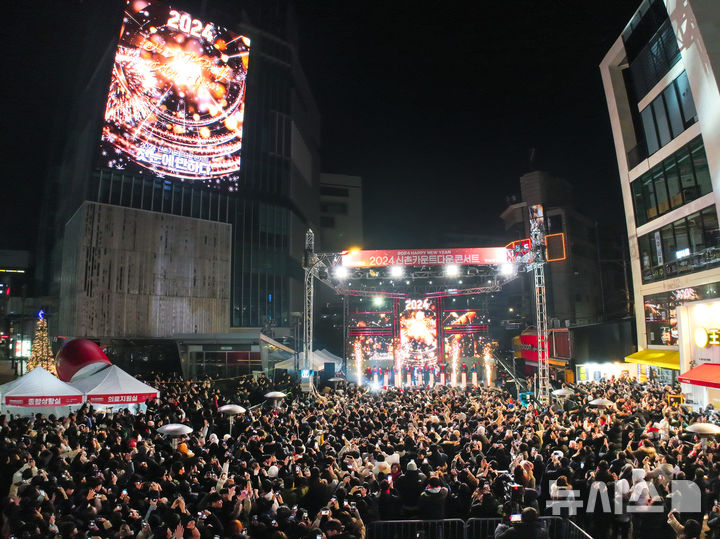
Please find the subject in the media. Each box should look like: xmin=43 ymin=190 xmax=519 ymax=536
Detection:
xmin=348 ymin=312 xmax=392 ymax=328
xmin=347 ymin=312 xmax=393 ymax=363
xmin=100 ymin=1 xmax=250 ymax=188
xmin=444 ymin=334 xmax=486 ymax=361
xmin=399 ymin=298 xmax=437 ymax=367
xmin=348 ymin=335 xmax=394 ymax=363
xmin=442 ymin=310 xmax=488 ymax=330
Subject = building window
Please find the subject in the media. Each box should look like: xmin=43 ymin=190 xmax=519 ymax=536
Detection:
xmin=637 ymin=205 xmax=720 ymax=284
xmin=630 ymin=136 xmax=711 ymax=226
xmin=320 ymin=202 xmax=348 ymax=215
xmin=320 ymin=216 xmax=335 ymax=228
xmin=638 ymin=71 xmax=698 ymax=156
xmin=547 ymin=214 xmax=564 ymax=234
xmin=320 ymin=186 xmax=349 ymax=197
xmin=626 ymin=17 xmax=681 ymax=99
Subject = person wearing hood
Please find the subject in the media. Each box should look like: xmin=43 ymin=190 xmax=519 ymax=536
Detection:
xmin=418 ymin=476 xmax=448 ymax=520
xmin=395 ymin=460 xmax=424 ymax=517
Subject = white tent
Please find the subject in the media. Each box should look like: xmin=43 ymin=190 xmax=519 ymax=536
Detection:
xmin=70 ymin=365 xmax=159 ymax=413
xmin=0 ymin=367 xmax=85 ymax=417
xmin=316 ymin=349 xmax=344 ymax=365
xmin=274 ymin=349 xmax=341 ymax=372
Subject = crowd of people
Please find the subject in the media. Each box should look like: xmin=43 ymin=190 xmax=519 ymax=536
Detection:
xmin=0 ymin=372 xmax=719 ymax=539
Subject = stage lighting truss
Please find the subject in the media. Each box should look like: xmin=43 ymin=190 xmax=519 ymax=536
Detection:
xmin=308 ymin=253 xmax=517 ymax=298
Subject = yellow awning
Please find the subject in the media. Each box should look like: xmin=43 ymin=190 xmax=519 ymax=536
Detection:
xmin=625 ymin=349 xmax=680 ymax=370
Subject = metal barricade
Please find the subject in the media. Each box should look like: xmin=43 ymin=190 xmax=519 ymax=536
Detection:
xmin=367 ymin=519 xmax=466 ymax=539
xmin=370 ymin=516 xmax=593 ymax=539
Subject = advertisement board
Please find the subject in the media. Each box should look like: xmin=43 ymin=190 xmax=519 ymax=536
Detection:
xmin=685 ymin=301 xmax=720 ymax=365
xmin=100 ymin=0 xmax=250 ymax=188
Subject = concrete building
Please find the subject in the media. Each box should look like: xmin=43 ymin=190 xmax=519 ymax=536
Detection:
xmin=601 ymin=0 xmax=720 ymax=396
xmin=318 ymin=174 xmax=363 ymax=252
xmin=501 ymin=170 xmax=603 ymax=327
xmin=59 ymin=202 xmax=231 ymax=338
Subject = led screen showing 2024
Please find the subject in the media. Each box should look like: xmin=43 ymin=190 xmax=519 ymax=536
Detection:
xmin=100 ymin=0 xmax=250 ymax=189
xmin=399 ymin=299 xmax=437 ymax=367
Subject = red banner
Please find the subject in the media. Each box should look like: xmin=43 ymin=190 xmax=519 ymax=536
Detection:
xmin=342 ymin=248 xmax=508 ymax=267
xmin=87 ymin=393 xmax=158 ymax=405
xmin=520 ymin=333 xmax=539 ymax=362
xmin=5 ymin=395 xmax=83 ymax=407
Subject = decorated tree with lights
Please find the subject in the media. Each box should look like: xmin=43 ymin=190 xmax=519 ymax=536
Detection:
xmin=28 ymin=311 xmax=55 ymax=374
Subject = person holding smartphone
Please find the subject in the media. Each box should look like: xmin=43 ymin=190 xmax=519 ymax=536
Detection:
xmin=494 ymin=507 xmax=549 ymax=538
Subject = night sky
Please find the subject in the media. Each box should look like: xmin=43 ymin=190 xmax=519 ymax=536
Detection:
xmin=1 ymin=0 xmax=639 ymax=252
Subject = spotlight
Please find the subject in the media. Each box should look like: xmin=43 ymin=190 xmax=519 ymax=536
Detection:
xmin=334 ymin=266 xmax=349 ymax=279
xmin=501 ymin=263 xmax=516 ymax=276
xmin=445 ymin=264 xmax=460 ymax=277
xmin=372 ymin=296 xmax=384 ymax=307
xmin=390 ymin=266 xmax=404 ymax=278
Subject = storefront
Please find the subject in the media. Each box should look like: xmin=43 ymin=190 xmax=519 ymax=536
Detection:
xmin=624 ymin=349 xmax=679 ymax=384
xmin=677 ymin=299 xmax=720 ymax=408
xmin=575 ymin=361 xmax=635 ymax=383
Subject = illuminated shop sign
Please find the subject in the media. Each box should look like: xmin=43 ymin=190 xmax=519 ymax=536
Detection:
xmin=695 ymin=327 xmax=720 ymax=347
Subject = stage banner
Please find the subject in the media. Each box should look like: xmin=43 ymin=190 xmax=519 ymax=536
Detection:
xmin=342 ymin=248 xmax=508 ymax=267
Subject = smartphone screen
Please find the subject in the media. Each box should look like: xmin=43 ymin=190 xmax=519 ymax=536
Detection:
xmin=510 ymin=514 xmax=522 ymax=523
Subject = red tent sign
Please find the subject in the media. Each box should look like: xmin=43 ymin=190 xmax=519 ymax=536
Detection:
xmin=87 ymin=393 xmax=157 ymax=405
xmin=5 ymin=395 xmax=83 ymax=406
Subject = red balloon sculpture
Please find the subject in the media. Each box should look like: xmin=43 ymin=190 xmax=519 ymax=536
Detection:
xmin=55 ymin=339 xmax=112 ymax=382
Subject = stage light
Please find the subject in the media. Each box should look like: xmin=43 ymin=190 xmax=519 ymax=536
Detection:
xmin=334 ymin=266 xmax=349 ymax=279
xmin=406 ymin=280 xmax=410 ymax=285
xmin=509 ymin=307 xmax=514 ymax=312
xmin=501 ymin=263 xmax=516 ymax=276
xmin=390 ymin=266 xmax=404 ymax=277
xmin=445 ymin=264 xmax=460 ymax=277
xmin=372 ymin=296 xmax=384 ymax=307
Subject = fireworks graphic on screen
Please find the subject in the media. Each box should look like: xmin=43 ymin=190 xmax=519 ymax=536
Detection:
xmin=100 ymin=1 xmax=250 ymax=188
xmin=399 ymin=300 xmax=437 ymax=367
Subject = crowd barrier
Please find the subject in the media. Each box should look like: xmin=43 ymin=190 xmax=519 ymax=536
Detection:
xmin=368 ymin=516 xmax=593 ymax=539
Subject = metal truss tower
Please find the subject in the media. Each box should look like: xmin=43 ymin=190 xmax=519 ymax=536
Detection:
xmin=303 ymin=229 xmax=316 ymax=370
xmin=528 ymin=205 xmax=550 ymax=406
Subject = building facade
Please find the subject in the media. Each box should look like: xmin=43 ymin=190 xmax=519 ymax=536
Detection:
xmin=59 ymin=202 xmax=231 ymax=338
xmin=501 ymin=170 xmax=604 ymax=327
xmin=40 ymin=0 xmax=322 ymax=351
xmin=601 ymin=0 xmax=720 ymax=395
xmin=318 ymin=173 xmax=363 ymax=253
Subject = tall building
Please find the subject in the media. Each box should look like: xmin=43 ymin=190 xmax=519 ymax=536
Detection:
xmin=314 ymin=174 xmax=363 ymax=357
xmin=601 ymin=0 xmax=720 ymax=396
xmin=318 ymin=173 xmax=363 ymax=253
xmin=501 ymin=170 xmax=603 ymax=327
xmin=37 ymin=0 xmax=321 ymax=375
